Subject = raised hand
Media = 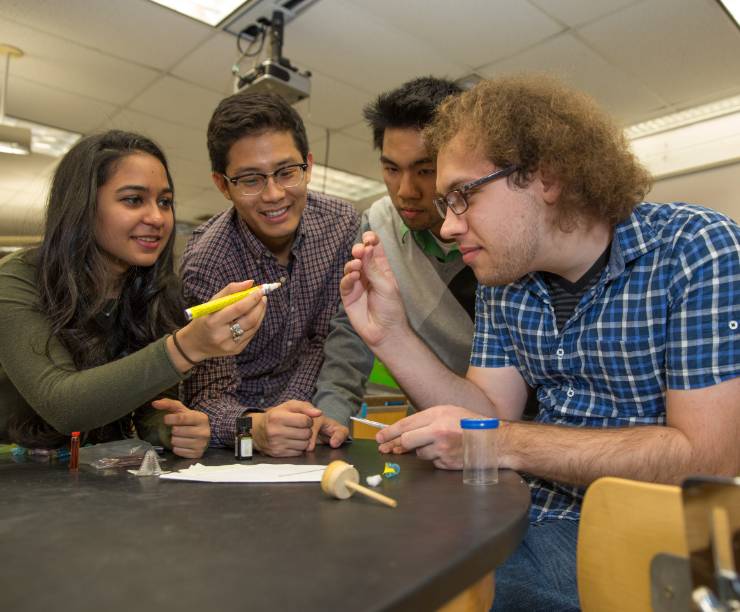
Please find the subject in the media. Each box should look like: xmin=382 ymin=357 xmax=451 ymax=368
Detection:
xmin=169 ymin=280 xmax=268 ymax=370
xmin=340 ymin=232 xmax=409 ymax=349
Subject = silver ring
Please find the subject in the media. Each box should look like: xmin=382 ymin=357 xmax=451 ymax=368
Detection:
xmin=230 ymin=322 xmax=245 ymax=342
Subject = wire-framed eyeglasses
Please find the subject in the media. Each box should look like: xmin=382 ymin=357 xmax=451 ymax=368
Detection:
xmin=433 ymin=165 xmax=519 ymax=218
xmin=223 ymin=163 xmax=308 ymax=196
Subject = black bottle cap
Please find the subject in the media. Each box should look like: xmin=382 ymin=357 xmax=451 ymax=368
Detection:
xmin=236 ymin=415 xmax=252 ymax=434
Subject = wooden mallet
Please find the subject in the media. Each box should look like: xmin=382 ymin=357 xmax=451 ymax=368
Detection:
xmin=321 ymin=460 xmax=397 ymax=508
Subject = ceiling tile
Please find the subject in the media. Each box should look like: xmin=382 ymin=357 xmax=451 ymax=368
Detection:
xmin=168 ymin=156 xmax=214 ymax=190
xmin=649 ymin=161 xmax=740 ymax=223
xmin=283 ymin=0 xmax=466 ymax=94
xmin=310 ymin=131 xmax=380 ymax=181
xmin=578 ymin=0 xmax=740 ymax=107
xmin=294 ymin=71 xmax=374 ymax=130
xmin=103 ymin=109 xmax=209 ymax=164
xmin=128 ymin=76 xmax=224 ymax=130
xmin=339 ymin=121 xmax=373 ymax=143
xmin=344 ymin=0 xmax=563 ymax=67
xmin=529 ymin=0 xmax=641 ymax=28
xmin=304 ymin=120 xmax=329 ymax=147
xmin=170 ymin=30 xmax=239 ymax=95
xmin=479 ymin=32 xmax=666 ymax=125
xmin=1 ymin=0 xmax=739 ymax=232
xmin=0 ymin=0 xmax=211 ymax=69
xmin=0 ymin=20 xmax=160 ymax=105
xmin=175 ymin=186 xmax=230 ymax=224
xmin=7 ymin=75 xmax=118 ymax=133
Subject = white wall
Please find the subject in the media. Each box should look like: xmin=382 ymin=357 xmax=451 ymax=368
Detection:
xmin=647 ymin=161 xmax=740 ymax=223
xmin=2 ymin=159 xmax=738 ymax=244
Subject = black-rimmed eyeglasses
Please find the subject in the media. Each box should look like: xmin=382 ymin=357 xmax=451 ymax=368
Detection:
xmin=223 ymin=163 xmax=308 ymax=196
xmin=433 ymin=165 xmax=519 ymax=218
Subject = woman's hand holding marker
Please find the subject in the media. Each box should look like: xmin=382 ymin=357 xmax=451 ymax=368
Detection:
xmin=167 ymin=280 xmax=277 ymax=372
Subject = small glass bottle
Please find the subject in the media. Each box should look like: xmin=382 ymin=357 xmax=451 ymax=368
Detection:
xmin=461 ymin=418 xmax=499 ymax=485
xmin=69 ymin=431 xmax=80 ymax=471
xmin=235 ymin=416 xmax=253 ymax=460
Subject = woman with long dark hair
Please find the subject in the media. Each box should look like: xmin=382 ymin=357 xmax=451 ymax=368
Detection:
xmin=0 ymin=130 xmax=266 ymax=458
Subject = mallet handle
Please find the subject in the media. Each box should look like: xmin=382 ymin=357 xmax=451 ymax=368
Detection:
xmin=346 ymin=481 xmax=397 ymax=508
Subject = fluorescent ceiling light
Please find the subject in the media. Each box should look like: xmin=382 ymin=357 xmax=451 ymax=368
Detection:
xmin=625 ymin=94 xmax=740 ymax=139
xmin=717 ymin=0 xmax=740 ymax=27
xmin=627 ymin=95 xmax=740 ymax=179
xmin=2 ymin=116 xmax=80 ymax=158
xmin=149 ymin=0 xmax=246 ymax=26
xmin=311 ymin=163 xmax=386 ymax=202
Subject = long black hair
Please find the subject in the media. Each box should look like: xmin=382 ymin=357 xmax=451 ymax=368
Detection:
xmin=12 ymin=130 xmax=186 ymax=447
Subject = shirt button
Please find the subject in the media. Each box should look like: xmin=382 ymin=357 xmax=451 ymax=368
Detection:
xmin=566 ymin=388 xmax=575 ymax=398
xmin=730 ymin=320 xmax=738 ymax=330
xmin=290 ymin=307 xmax=295 ymax=313
xmin=287 ymin=340 xmax=292 ymax=347
xmin=280 ymin=276 xmax=287 ymax=284
xmin=556 ymin=348 xmax=565 ymax=358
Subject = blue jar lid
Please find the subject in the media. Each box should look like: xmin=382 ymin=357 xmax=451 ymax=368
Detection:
xmin=460 ymin=418 xmax=499 ymax=429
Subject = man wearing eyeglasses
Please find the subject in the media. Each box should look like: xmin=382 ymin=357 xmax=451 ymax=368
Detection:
xmin=180 ymin=91 xmax=360 ymax=457
xmin=312 ymin=76 xmax=479 ymax=428
xmin=340 ymin=76 xmax=739 ymax=610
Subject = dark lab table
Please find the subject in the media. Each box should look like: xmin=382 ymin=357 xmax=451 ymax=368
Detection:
xmin=1 ymin=440 xmax=530 ymax=612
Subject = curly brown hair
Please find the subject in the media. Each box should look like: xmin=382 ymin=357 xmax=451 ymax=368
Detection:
xmin=424 ymin=74 xmax=652 ymax=229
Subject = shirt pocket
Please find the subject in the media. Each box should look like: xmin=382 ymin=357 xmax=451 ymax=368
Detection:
xmin=574 ymin=337 xmax=666 ymax=419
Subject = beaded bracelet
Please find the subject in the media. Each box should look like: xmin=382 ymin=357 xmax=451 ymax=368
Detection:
xmin=172 ymin=328 xmax=199 ymax=366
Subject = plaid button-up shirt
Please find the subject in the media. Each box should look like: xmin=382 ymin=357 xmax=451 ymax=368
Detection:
xmin=471 ymin=202 xmax=739 ymax=522
xmin=180 ymin=192 xmax=360 ymax=446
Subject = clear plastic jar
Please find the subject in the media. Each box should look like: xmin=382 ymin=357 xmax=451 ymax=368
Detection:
xmin=461 ymin=418 xmax=499 ymax=485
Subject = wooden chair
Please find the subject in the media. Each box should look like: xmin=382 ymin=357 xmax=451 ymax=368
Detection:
xmin=681 ymin=476 xmax=740 ymax=607
xmin=577 ymin=477 xmax=689 ymax=612
xmin=351 ymin=393 xmax=409 ymax=440
xmin=438 ymin=574 xmax=494 ymax=612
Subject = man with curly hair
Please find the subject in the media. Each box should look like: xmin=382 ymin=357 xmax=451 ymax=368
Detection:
xmin=340 ymin=75 xmax=739 ymax=610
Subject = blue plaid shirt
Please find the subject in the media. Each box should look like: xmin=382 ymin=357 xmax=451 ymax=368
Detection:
xmin=471 ymin=202 xmax=739 ymax=522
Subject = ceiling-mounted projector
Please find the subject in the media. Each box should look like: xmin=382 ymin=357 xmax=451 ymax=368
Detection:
xmin=235 ymin=11 xmax=311 ymax=105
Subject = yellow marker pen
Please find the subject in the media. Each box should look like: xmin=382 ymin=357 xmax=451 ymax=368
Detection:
xmin=185 ymin=282 xmax=281 ymax=321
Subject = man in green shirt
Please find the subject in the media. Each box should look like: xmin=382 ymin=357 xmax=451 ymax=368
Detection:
xmin=312 ymin=77 xmax=476 ymax=424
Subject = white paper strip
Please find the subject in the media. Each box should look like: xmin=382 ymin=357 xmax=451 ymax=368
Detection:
xmin=159 ymin=463 xmax=327 ymax=483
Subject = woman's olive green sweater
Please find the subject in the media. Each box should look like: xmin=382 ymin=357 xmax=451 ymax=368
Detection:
xmin=0 ymin=250 xmax=186 ymax=447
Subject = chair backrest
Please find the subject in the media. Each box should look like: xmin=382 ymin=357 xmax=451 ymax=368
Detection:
xmin=351 ymin=394 xmax=409 ymax=440
xmin=682 ymin=476 xmax=740 ymax=606
xmin=577 ymin=477 xmax=688 ymax=612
